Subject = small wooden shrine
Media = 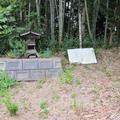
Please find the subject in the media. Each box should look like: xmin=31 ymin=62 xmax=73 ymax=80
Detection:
xmin=20 ymin=31 xmax=40 ymax=58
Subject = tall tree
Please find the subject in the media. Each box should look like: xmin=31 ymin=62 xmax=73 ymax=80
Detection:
xmin=78 ymin=0 xmax=82 ymax=48
xmin=59 ymin=0 xmax=64 ymax=45
xmin=84 ymin=0 xmax=93 ymax=40
xmin=28 ymin=1 xmax=31 ymax=22
xmin=36 ymin=0 xmax=41 ymax=27
xmin=104 ymin=0 xmax=109 ymax=45
xmin=50 ymin=0 xmax=55 ymax=41
xmin=91 ymin=0 xmax=101 ymax=40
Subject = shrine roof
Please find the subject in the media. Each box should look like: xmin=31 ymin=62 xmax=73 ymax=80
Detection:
xmin=20 ymin=31 xmax=40 ymax=37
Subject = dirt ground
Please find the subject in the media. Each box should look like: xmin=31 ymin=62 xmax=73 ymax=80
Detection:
xmin=0 ymin=48 xmax=120 ymax=120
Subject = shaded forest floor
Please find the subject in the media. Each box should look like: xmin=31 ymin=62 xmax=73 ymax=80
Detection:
xmin=0 ymin=48 xmax=120 ymax=120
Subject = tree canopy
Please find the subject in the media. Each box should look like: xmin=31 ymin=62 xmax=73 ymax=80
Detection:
xmin=0 ymin=0 xmax=119 ymax=56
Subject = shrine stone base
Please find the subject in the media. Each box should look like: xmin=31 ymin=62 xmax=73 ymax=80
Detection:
xmin=0 ymin=58 xmax=62 ymax=81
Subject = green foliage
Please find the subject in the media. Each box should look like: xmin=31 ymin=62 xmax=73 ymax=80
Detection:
xmin=60 ymin=67 xmax=73 ymax=84
xmin=0 ymin=0 xmax=119 ymax=55
xmin=8 ymin=37 xmax=26 ymax=58
xmin=75 ymin=78 xmax=81 ymax=86
xmin=0 ymin=71 xmax=16 ymax=91
xmin=48 ymin=36 xmax=79 ymax=53
xmin=3 ymin=97 xmax=18 ymax=116
xmin=39 ymin=48 xmax=52 ymax=58
xmin=39 ymin=100 xmax=49 ymax=114
xmin=83 ymin=35 xmax=106 ymax=48
xmin=7 ymin=51 xmax=17 ymax=58
xmin=83 ymin=35 xmax=94 ymax=48
xmin=0 ymin=89 xmax=9 ymax=97
xmin=95 ymin=48 xmax=103 ymax=56
xmin=61 ymin=36 xmax=79 ymax=52
xmin=0 ymin=4 xmax=16 ymax=55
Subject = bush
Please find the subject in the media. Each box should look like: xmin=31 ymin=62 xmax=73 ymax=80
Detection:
xmin=39 ymin=48 xmax=52 ymax=58
xmin=0 ymin=71 xmax=16 ymax=91
xmin=8 ymin=37 xmax=26 ymax=58
xmin=61 ymin=36 xmax=79 ymax=52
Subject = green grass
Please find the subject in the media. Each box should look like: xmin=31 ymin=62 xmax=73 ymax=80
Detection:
xmin=71 ymin=93 xmax=78 ymax=109
xmin=39 ymin=100 xmax=49 ymax=119
xmin=40 ymin=100 xmax=49 ymax=114
xmin=0 ymin=90 xmax=9 ymax=97
xmin=60 ymin=67 xmax=74 ymax=84
xmin=0 ymin=71 xmax=16 ymax=92
xmin=3 ymin=97 xmax=18 ymax=116
xmin=0 ymin=71 xmax=17 ymax=113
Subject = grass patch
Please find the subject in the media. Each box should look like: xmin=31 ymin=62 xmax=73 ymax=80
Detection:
xmin=0 ymin=71 xmax=17 ymax=113
xmin=71 ymin=93 xmax=78 ymax=109
xmin=39 ymin=100 xmax=49 ymax=119
xmin=39 ymin=100 xmax=49 ymax=118
xmin=3 ymin=97 xmax=18 ymax=116
xmin=0 ymin=71 xmax=16 ymax=92
xmin=0 ymin=90 xmax=9 ymax=98
xmin=103 ymin=68 xmax=112 ymax=77
xmin=60 ymin=67 xmax=74 ymax=84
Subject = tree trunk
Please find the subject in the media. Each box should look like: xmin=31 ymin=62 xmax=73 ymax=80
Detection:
xmin=59 ymin=0 xmax=63 ymax=45
xmin=67 ymin=1 xmax=72 ymax=36
xmin=78 ymin=0 xmax=82 ymax=48
xmin=50 ymin=0 xmax=55 ymax=41
xmin=91 ymin=0 xmax=100 ymax=40
xmin=28 ymin=2 xmax=31 ymax=22
xmin=109 ymin=30 xmax=114 ymax=46
xmin=104 ymin=0 xmax=109 ymax=46
xmin=84 ymin=0 xmax=93 ymax=40
xmin=36 ymin=0 xmax=41 ymax=27
xmin=19 ymin=3 xmax=22 ymax=23
xmin=81 ymin=7 xmax=85 ymax=37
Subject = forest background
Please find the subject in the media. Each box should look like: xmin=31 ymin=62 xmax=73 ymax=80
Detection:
xmin=0 ymin=0 xmax=119 ymax=57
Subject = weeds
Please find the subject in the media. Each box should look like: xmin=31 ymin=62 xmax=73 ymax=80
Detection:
xmin=60 ymin=67 xmax=73 ymax=84
xmin=39 ymin=100 xmax=49 ymax=118
xmin=0 ymin=71 xmax=17 ymax=116
xmin=104 ymin=69 xmax=112 ymax=77
xmin=39 ymin=48 xmax=52 ymax=58
xmin=73 ymin=77 xmax=81 ymax=86
xmin=3 ymin=97 xmax=18 ymax=116
xmin=71 ymin=93 xmax=78 ymax=109
xmin=91 ymin=84 xmax=100 ymax=95
xmin=0 ymin=90 xmax=9 ymax=97
xmin=40 ymin=100 xmax=49 ymax=115
xmin=36 ymin=79 xmax=46 ymax=88
xmin=52 ymin=94 xmax=60 ymax=101
xmin=0 ymin=71 xmax=16 ymax=91
xmin=95 ymin=48 xmax=102 ymax=56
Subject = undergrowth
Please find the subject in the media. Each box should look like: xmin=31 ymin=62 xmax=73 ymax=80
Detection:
xmin=3 ymin=97 xmax=18 ymax=116
xmin=0 ymin=71 xmax=16 ymax=92
xmin=60 ymin=67 xmax=74 ymax=84
xmin=39 ymin=100 xmax=49 ymax=118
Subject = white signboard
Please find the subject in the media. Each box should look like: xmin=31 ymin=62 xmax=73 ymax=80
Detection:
xmin=67 ymin=48 xmax=97 ymax=64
